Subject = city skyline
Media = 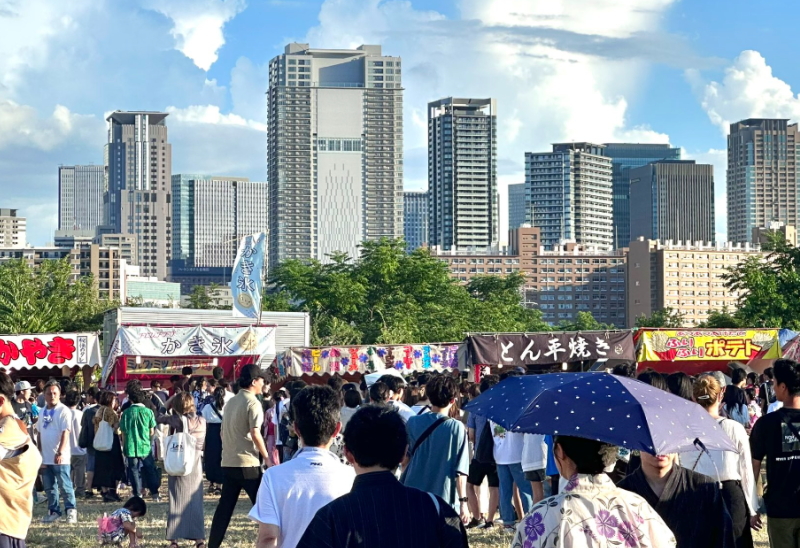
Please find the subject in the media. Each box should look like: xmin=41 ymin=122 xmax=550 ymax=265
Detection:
xmin=5 ymin=2 xmax=800 ymax=248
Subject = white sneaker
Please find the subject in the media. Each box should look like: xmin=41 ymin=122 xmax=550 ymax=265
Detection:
xmin=66 ymin=509 xmax=77 ymax=524
xmin=41 ymin=512 xmax=60 ymax=524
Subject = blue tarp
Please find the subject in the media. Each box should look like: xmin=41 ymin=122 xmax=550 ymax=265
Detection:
xmin=781 ymin=329 xmax=798 ymax=348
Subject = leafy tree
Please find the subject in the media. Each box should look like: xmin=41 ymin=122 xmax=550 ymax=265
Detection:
xmin=698 ymin=307 xmax=745 ymax=328
xmin=557 ymin=311 xmax=613 ymax=331
xmin=634 ymin=307 xmax=686 ymax=328
xmin=0 ymin=259 xmax=116 ymax=334
xmin=186 ymin=284 xmax=215 ymax=310
xmin=269 ymin=239 xmax=549 ymax=345
xmin=724 ymin=238 xmax=800 ymax=329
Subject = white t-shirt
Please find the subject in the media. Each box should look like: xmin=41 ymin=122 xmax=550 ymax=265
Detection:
xmin=35 ymin=403 xmax=72 ymax=465
xmin=490 ymin=421 xmax=525 ymax=465
xmin=248 ymin=446 xmax=355 ymax=548
xmin=392 ymin=400 xmax=416 ymax=423
xmin=521 ymin=433 xmax=548 ymax=472
xmin=201 ymin=404 xmax=223 ymax=424
xmin=223 ymin=390 xmax=235 ymax=405
xmin=69 ymin=408 xmax=86 ymax=456
xmin=768 ymin=401 xmax=784 ymax=413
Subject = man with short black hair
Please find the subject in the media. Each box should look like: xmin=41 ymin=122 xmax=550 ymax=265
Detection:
xmin=37 ymin=380 xmax=77 ymax=524
xmin=209 ymin=363 xmax=270 ymax=548
xmin=751 ymin=359 xmax=800 ymax=547
xmin=368 ymin=381 xmax=390 ymax=406
xmin=378 ymin=375 xmax=415 ymax=422
xmin=401 ymin=375 xmax=470 ymax=524
xmin=297 ymin=405 xmax=468 ymax=548
xmin=250 ymin=386 xmax=354 ymax=548
xmin=119 ymin=388 xmax=160 ymax=501
xmin=466 ymin=375 xmax=500 ymax=528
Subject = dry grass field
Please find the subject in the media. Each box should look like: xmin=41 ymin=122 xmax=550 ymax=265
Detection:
xmin=26 ymin=491 xmax=771 ymax=547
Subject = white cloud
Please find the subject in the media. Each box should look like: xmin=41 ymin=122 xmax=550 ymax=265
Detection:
xmin=0 ymin=100 xmax=103 ymax=151
xmin=166 ymin=104 xmax=268 ymax=131
xmin=305 ymin=0 xmax=678 ymax=235
xmin=692 ymin=50 xmax=800 ymax=135
xmin=143 ymin=0 xmax=247 ymax=70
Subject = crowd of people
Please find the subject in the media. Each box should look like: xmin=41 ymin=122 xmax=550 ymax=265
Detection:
xmin=0 ymin=358 xmax=798 ymax=548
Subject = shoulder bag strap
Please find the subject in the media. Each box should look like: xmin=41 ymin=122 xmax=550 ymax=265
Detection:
xmin=410 ymin=417 xmax=448 ymax=457
xmin=417 ymin=405 xmax=430 ymax=416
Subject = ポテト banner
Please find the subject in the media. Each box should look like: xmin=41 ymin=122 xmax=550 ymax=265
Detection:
xmin=467 ymin=331 xmax=635 ymax=366
xmin=637 ymin=329 xmax=781 ymax=362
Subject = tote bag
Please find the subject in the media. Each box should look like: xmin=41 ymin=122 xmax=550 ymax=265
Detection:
xmin=93 ymin=408 xmax=114 ymax=452
xmin=164 ymin=416 xmax=196 ymax=477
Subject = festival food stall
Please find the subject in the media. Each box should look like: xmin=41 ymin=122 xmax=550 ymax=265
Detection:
xmin=100 ymin=324 xmax=276 ymax=389
xmin=636 ymin=328 xmax=782 ymax=375
xmin=0 ymin=332 xmax=102 ymax=386
xmin=465 ymin=331 xmax=637 ymax=379
xmin=278 ymin=342 xmax=465 ymax=381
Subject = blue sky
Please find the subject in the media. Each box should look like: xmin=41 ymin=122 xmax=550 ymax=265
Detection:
xmin=3 ymin=0 xmax=800 ymax=246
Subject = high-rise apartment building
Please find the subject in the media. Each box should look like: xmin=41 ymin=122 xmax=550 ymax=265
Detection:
xmin=603 ymin=144 xmax=681 ymax=249
xmin=629 ymin=160 xmax=715 ymax=242
xmin=435 ymin=226 xmax=628 ymax=326
xmin=627 ymin=238 xmax=763 ymax=327
xmin=428 ymin=98 xmax=498 ymax=251
xmin=171 ymin=175 xmax=266 ymax=268
xmin=58 ymin=165 xmax=104 ymax=231
xmin=0 ymin=209 xmax=25 ymax=248
xmin=508 ymin=183 xmax=526 ymax=230
xmin=403 ymin=191 xmax=428 ymax=252
xmin=728 ymin=118 xmax=800 ymax=243
xmin=267 ymin=43 xmax=403 ymax=268
xmin=525 ymin=143 xmax=613 ymax=250
xmin=104 ymin=111 xmax=172 ymax=280
xmin=752 ymin=222 xmax=797 ymax=248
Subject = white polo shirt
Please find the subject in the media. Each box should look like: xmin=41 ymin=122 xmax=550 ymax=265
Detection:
xmin=249 ymin=446 xmax=355 ymax=548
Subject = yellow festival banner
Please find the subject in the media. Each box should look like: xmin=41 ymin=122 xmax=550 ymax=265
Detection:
xmin=637 ymin=329 xmax=782 ymax=362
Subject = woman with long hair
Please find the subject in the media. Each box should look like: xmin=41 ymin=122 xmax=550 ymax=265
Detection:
xmin=158 ymin=392 xmax=207 ymax=548
xmin=201 ymin=386 xmax=225 ymax=495
xmin=92 ymin=390 xmax=125 ymax=503
xmin=686 ymin=375 xmax=757 ymax=548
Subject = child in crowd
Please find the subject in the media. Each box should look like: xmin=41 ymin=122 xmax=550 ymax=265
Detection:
xmin=98 ymin=496 xmax=147 ymax=547
xmin=745 ymin=386 xmax=761 ymax=431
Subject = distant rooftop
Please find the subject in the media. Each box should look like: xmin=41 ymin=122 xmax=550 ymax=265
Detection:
xmin=106 ymin=111 xmax=168 ymax=125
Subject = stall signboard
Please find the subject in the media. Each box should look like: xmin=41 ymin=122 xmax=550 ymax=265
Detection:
xmin=0 ymin=333 xmax=101 ymax=370
xmin=288 ymin=344 xmax=461 ymax=376
xmin=637 ymin=329 xmax=781 ymax=362
xmin=125 ymin=357 xmax=218 ymax=377
xmin=467 ymin=331 xmax=636 ymax=366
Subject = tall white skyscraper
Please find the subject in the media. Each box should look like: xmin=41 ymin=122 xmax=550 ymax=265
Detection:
xmin=267 ymin=43 xmax=404 ymax=267
xmin=428 ymin=98 xmax=498 ymax=251
xmin=525 ymin=143 xmax=613 ymax=250
xmin=58 ymin=165 xmax=104 ymax=231
xmin=104 ymin=111 xmax=172 ymax=279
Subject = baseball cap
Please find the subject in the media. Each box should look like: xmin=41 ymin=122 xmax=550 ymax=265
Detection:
xmin=14 ymin=381 xmax=31 ymax=392
xmin=239 ymin=363 xmax=267 ymax=383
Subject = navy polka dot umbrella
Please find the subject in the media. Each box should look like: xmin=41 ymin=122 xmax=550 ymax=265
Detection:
xmin=463 ymin=372 xmax=737 ymax=455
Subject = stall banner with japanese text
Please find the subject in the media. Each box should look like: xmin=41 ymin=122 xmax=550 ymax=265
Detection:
xmin=109 ymin=325 xmax=275 ymax=361
xmin=0 ymin=333 xmax=101 ymax=369
xmin=231 ymin=232 xmax=266 ymax=318
xmin=125 ymin=357 xmax=220 ymax=377
xmin=637 ymin=329 xmax=781 ymax=362
xmin=289 ymin=344 xmax=461 ymax=376
xmin=467 ymin=332 xmax=635 ymax=366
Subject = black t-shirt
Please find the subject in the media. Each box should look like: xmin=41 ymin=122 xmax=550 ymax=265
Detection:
xmin=751 ymin=407 xmax=800 ymax=518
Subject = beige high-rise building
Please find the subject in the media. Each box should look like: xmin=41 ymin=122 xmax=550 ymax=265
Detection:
xmin=728 ymin=118 xmax=800 ymax=244
xmin=0 ymin=209 xmax=26 ymax=248
xmin=104 ymin=111 xmax=172 ymax=280
xmin=752 ymin=222 xmax=797 ymax=248
xmin=626 ymin=238 xmax=764 ymax=327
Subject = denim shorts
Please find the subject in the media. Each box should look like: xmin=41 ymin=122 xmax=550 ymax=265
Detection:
xmin=86 ymin=452 xmax=96 ymax=473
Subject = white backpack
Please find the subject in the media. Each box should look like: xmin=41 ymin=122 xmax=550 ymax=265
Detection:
xmin=93 ymin=408 xmax=114 ymax=452
xmin=164 ymin=416 xmax=196 ymax=477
